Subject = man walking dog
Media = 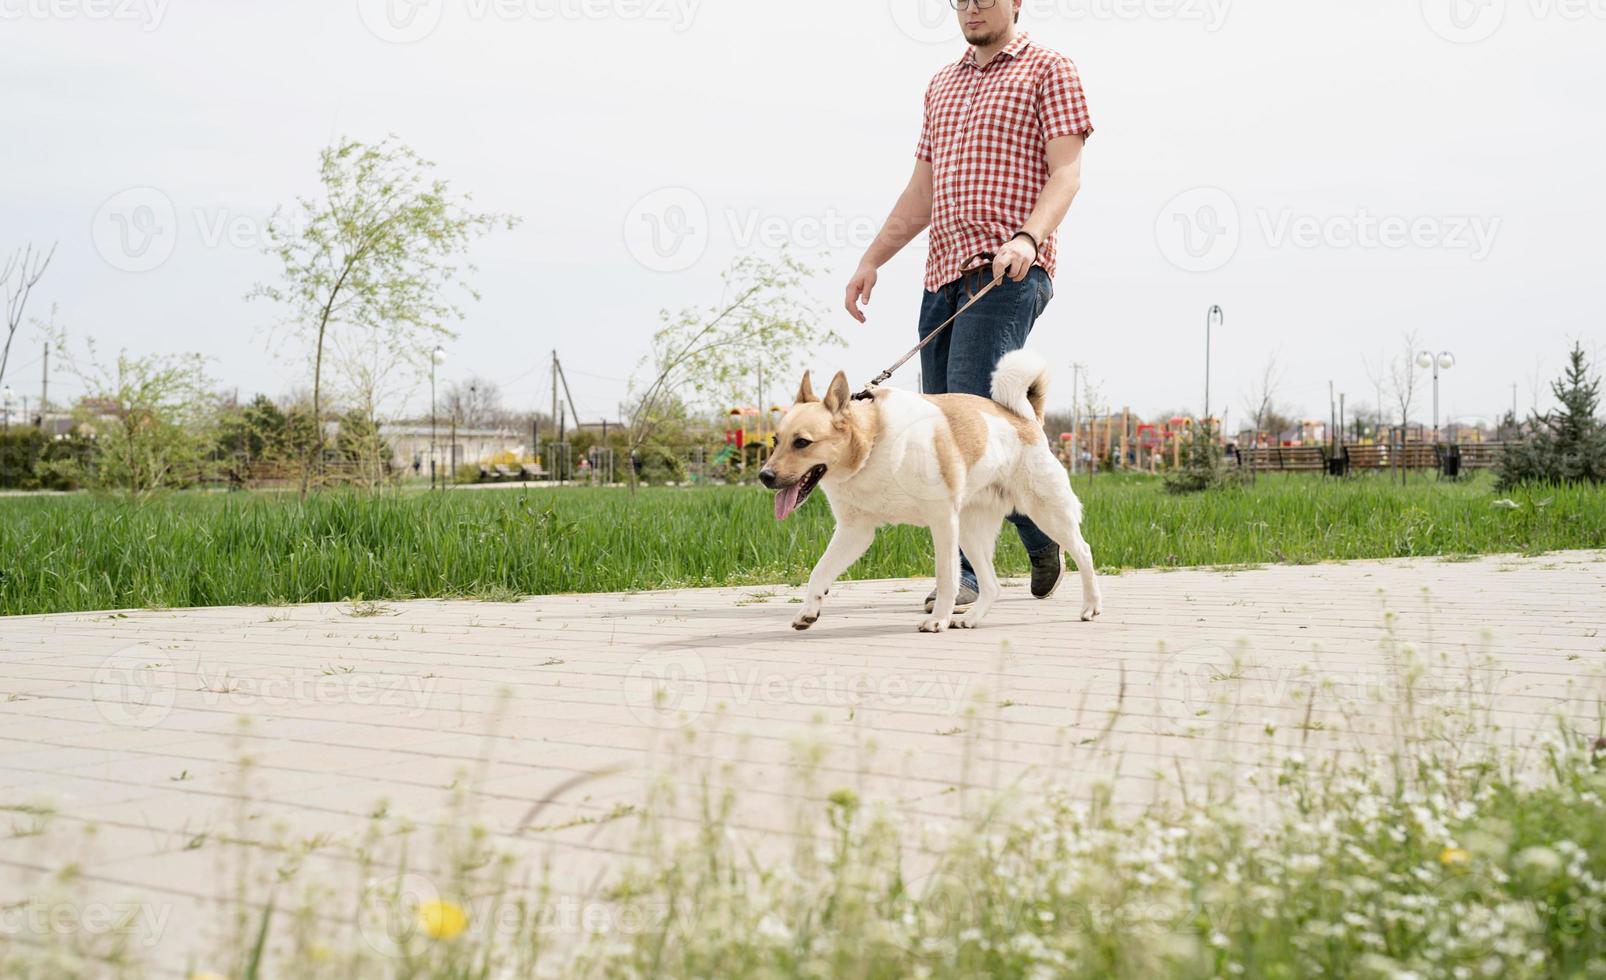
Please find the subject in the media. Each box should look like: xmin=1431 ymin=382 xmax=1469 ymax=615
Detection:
xmin=846 ymin=0 xmax=1093 ymax=611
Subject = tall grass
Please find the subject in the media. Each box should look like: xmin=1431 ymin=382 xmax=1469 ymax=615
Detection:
xmin=2 ymin=472 xmax=1602 ymax=615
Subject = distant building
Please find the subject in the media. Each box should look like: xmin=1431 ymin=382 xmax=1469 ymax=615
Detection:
xmin=380 ymin=423 xmax=525 ymax=476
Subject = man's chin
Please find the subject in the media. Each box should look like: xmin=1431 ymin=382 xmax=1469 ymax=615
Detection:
xmin=963 ymin=27 xmax=1006 ymax=46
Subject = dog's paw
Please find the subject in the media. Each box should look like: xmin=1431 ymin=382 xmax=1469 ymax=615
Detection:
xmin=954 ymin=611 xmax=983 ymax=629
xmin=792 ymin=613 xmax=819 ymax=631
xmin=918 ymin=616 xmax=950 ymax=634
xmin=1080 ymin=596 xmax=1103 ymax=622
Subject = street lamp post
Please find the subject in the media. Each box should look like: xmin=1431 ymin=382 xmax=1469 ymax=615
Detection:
xmin=429 ymin=346 xmax=446 ymax=490
xmin=1204 ymin=305 xmax=1223 ymax=434
xmin=1415 ymin=350 xmax=1455 ymax=445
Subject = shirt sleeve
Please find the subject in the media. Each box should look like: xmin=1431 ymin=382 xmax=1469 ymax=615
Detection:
xmin=1039 ymin=55 xmax=1093 ymax=142
xmin=915 ymin=77 xmax=934 ymax=161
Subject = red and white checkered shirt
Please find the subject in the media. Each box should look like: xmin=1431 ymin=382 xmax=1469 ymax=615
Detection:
xmin=916 ymin=33 xmax=1093 ymax=292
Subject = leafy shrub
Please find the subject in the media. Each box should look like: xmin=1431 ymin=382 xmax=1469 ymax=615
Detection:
xmin=0 ymin=429 xmax=94 ymax=490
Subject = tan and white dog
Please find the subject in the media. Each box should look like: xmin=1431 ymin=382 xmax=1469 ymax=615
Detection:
xmin=760 ymin=349 xmax=1101 ymax=633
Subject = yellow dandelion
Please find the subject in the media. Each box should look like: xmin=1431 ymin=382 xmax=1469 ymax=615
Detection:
xmin=189 ymin=972 xmax=228 ymax=980
xmin=1439 ymin=847 xmax=1470 ymax=865
xmin=416 ymin=899 xmax=468 ymax=941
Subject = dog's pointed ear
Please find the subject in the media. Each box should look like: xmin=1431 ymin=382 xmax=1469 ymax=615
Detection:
xmin=822 ymin=371 xmax=852 ymax=417
xmin=794 ymin=370 xmax=817 ymax=404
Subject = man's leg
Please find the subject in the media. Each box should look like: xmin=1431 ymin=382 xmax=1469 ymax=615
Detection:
xmin=944 ymin=268 xmax=1059 ymax=559
xmin=917 ymin=282 xmax=980 ymax=603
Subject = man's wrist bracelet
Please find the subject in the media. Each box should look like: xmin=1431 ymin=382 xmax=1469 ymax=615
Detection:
xmin=1012 ymin=230 xmax=1040 ymax=257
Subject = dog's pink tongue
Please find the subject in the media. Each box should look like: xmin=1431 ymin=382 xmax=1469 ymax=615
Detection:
xmin=774 ymin=482 xmax=803 ymax=521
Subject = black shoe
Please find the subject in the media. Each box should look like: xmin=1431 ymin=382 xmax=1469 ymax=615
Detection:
xmin=924 ymin=582 xmax=978 ymax=613
xmin=1029 ymin=545 xmax=1065 ymax=599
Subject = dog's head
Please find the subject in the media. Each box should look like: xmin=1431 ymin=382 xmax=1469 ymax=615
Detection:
xmin=760 ymin=370 xmax=859 ymax=520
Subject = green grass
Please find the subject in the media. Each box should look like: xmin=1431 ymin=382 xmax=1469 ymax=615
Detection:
xmin=1 ymin=472 xmax=1603 ymax=616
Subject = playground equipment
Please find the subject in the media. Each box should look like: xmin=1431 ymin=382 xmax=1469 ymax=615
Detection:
xmin=726 ymin=404 xmax=786 ymax=477
xmin=1056 ymin=410 xmax=1202 ymax=473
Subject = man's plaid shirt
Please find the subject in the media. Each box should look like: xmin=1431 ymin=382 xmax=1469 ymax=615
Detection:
xmin=916 ymin=33 xmax=1094 ymax=291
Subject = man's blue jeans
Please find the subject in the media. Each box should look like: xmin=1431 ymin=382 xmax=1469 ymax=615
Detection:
xmin=918 ymin=265 xmax=1058 ymax=592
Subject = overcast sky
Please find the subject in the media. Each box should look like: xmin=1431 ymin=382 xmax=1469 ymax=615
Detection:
xmin=4 ymin=0 xmax=1603 ymax=430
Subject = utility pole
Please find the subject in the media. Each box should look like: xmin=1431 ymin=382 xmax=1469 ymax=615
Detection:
xmin=551 ymin=350 xmax=559 ymax=443
xmin=429 ymin=346 xmax=444 ymax=490
xmin=40 ymin=342 xmax=48 ymax=428
xmin=1069 ymin=363 xmax=1085 ymax=475
xmin=1204 ymin=305 xmax=1223 ymax=432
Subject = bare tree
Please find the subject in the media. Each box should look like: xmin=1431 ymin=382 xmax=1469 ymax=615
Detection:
xmin=1074 ymin=369 xmax=1109 ymax=470
xmin=2 ymin=243 xmax=56 ymax=391
xmin=1361 ymin=348 xmax=1391 ymax=438
xmin=1242 ymin=352 xmax=1283 ymax=447
xmin=1386 ymin=330 xmax=1425 ymax=483
xmin=1387 ymin=330 xmax=1424 ymax=435
xmin=443 ymin=376 xmax=503 ymax=429
xmin=1236 ymin=352 xmax=1285 ymax=480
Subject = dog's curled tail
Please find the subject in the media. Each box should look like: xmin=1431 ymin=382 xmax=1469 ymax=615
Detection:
xmin=991 ymin=349 xmax=1050 ymax=423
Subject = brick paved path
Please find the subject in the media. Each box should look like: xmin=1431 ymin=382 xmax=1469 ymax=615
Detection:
xmin=2 ymin=552 xmax=1602 ymax=972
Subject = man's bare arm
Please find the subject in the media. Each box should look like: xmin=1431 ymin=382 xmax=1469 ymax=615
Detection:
xmin=845 ymin=160 xmax=934 ymax=323
xmin=992 ymin=134 xmax=1086 ymax=283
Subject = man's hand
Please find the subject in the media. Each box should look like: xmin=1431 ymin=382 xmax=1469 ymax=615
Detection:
xmin=991 ymin=235 xmax=1037 ymax=284
xmin=844 ymin=264 xmax=878 ymax=323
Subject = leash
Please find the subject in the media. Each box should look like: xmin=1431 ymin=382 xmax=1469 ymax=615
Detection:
xmin=851 ymin=266 xmax=1008 ymax=401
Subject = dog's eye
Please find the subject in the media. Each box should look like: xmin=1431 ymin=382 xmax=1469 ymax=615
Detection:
xmin=792 ymin=437 xmax=813 ymax=450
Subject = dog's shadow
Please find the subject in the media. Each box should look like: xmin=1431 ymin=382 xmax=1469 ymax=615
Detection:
xmin=640 ymin=606 xmax=920 ymax=650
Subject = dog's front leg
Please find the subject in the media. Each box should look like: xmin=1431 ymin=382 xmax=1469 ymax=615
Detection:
xmin=920 ymin=510 xmax=961 ymax=633
xmin=793 ymin=523 xmax=875 ymax=631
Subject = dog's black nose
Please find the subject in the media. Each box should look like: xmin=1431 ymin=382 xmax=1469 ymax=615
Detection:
xmin=758 ymin=468 xmax=778 ymax=489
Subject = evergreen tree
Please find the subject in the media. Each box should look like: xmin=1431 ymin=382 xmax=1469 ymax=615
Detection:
xmin=1163 ymin=425 xmax=1242 ymax=494
xmin=1497 ymin=343 xmax=1606 ymax=489
xmin=216 ymin=394 xmax=288 ymax=463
